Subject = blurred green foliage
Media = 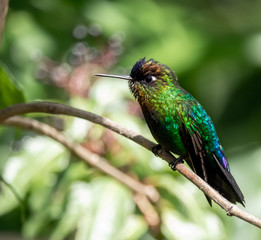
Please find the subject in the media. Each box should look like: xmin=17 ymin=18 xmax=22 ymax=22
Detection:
xmin=0 ymin=0 xmax=261 ymax=239
xmin=0 ymin=63 xmax=25 ymax=108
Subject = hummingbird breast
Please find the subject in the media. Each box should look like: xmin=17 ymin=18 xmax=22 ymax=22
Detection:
xmin=138 ymin=89 xmax=187 ymax=156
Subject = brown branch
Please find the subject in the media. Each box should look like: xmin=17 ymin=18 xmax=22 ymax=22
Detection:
xmin=133 ymin=192 xmax=161 ymax=232
xmin=0 ymin=0 xmax=9 ymax=46
xmin=0 ymin=102 xmax=261 ymax=228
xmin=0 ymin=102 xmax=156 ymax=150
xmin=4 ymin=116 xmax=161 ymax=236
xmin=3 ymin=116 xmax=159 ymax=203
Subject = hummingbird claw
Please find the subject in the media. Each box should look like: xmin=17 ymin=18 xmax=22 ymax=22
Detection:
xmin=169 ymin=156 xmax=184 ymax=171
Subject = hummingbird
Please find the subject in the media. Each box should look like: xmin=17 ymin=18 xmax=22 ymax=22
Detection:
xmin=95 ymin=58 xmax=245 ymax=206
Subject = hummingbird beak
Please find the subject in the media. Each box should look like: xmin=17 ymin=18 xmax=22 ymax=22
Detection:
xmin=94 ymin=73 xmax=132 ymax=81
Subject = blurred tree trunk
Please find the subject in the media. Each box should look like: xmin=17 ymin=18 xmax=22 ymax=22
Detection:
xmin=0 ymin=0 xmax=9 ymax=46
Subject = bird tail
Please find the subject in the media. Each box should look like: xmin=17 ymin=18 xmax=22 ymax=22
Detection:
xmin=180 ymin=124 xmax=245 ymax=206
xmin=186 ymin=153 xmax=245 ymax=206
xmin=209 ymin=153 xmax=245 ymax=206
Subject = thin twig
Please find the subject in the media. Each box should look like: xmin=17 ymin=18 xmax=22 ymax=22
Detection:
xmin=3 ymin=117 xmax=161 ymax=231
xmin=0 ymin=0 xmax=9 ymax=46
xmin=0 ymin=102 xmax=261 ymax=228
xmin=0 ymin=175 xmax=26 ymax=223
xmin=133 ymin=192 xmax=161 ymax=231
xmin=3 ymin=116 xmax=159 ymax=203
xmin=0 ymin=102 xmax=156 ymax=151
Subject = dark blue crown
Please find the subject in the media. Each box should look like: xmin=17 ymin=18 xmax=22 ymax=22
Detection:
xmin=130 ymin=58 xmax=147 ymax=80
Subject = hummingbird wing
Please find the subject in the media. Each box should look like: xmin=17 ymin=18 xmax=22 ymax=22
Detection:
xmin=179 ymin=123 xmax=208 ymax=181
xmin=179 ymin=123 xmax=212 ymax=205
xmin=178 ymin=101 xmax=245 ymax=206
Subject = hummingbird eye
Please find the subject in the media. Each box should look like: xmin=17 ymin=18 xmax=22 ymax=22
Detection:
xmin=145 ymin=75 xmax=157 ymax=83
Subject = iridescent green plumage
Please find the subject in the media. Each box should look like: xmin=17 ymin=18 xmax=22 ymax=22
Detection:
xmin=96 ymin=58 xmax=245 ymax=206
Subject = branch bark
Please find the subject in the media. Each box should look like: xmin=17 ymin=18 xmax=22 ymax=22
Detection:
xmin=0 ymin=102 xmax=261 ymax=228
xmin=3 ymin=116 xmax=159 ymax=203
xmin=0 ymin=0 xmax=9 ymax=46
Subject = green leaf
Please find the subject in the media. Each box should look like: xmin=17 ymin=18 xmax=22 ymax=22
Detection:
xmin=0 ymin=63 xmax=25 ymax=108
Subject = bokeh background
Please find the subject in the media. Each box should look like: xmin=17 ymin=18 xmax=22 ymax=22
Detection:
xmin=1 ymin=0 xmax=261 ymax=239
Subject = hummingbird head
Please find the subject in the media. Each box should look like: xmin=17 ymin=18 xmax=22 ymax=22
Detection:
xmin=130 ymin=58 xmax=177 ymax=83
xmin=95 ymin=58 xmax=178 ymax=103
xmin=128 ymin=58 xmax=178 ymax=100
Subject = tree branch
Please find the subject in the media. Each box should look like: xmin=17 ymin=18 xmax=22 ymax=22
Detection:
xmin=3 ymin=116 xmax=159 ymax=203
xmin=133 ymin=192 xmax=161 ymax=231
xmin=0 ymin=0 xmax=9 ymax=46
xmin=0 ymin=102 xmax=261 ymax=228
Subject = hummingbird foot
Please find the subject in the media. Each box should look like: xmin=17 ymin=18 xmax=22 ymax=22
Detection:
xmin=152 ymin=144 xmax=163 ymax=156
xmin=169 ymin=155 xmax=184 ymax=171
